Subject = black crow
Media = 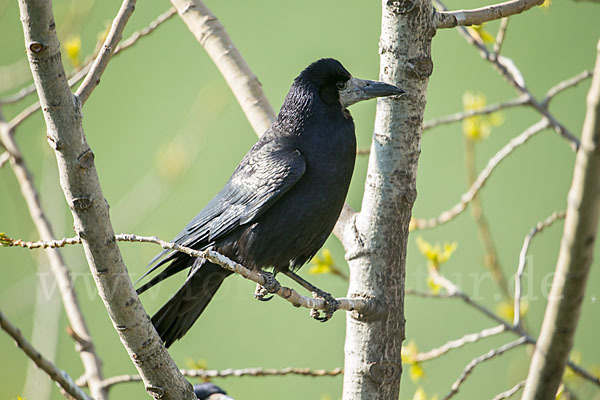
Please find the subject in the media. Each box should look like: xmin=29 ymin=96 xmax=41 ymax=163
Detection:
xmin=137 ymin=58 xmax=403 ymax=347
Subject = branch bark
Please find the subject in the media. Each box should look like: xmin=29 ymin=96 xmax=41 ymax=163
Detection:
xmin=414 ymin=119 xmax=549 ymax=229
xmin=16 ymin=1 xmax=195 ymax=398
xmin=522 ymin=39 xmax=600 ymax=400
xmin=4 ymin=234 xmax=373 ymax=316
xmin=0 ymin=310 xmax=92 ymax=400
xmin=341 ymin=1 xmax=434 ymax=398
xmin=0 ymin=120 xmax=106 ymax=399
xmin=75 ymin=0 xmax=136 ymax=105
xmin=100 ymin=367 xmax=343 ymax=391
xmin=169 ymin=0 xmax=276 ymax=136
xmin=435 ymin=0 xmax=544 ymax=29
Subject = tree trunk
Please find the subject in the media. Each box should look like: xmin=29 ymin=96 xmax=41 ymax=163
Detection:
xmin=342 ymin=1 xmax=435 ymax=398
xmin=17 ymin=1 xmax=195 ymax=398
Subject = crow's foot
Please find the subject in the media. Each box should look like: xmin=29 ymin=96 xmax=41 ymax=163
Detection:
xmin=254 ymin=271 xmax=280 ymax=302
xmin=310 ymin=289 xmax=339 ymax=322
xmin=253 ymin=283 xmax=273 ymax=301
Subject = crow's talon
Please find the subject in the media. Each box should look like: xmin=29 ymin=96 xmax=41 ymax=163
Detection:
xmin=310 ymin=290 xmax=339 ymax=322
xmin=254 ymin=284 xmax=274 ymax=301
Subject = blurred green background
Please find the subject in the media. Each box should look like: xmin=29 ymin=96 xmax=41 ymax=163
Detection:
xmin=1 ymin=0 xmax=599 ymax=399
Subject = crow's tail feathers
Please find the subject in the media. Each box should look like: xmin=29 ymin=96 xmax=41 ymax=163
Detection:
xmin=151 ymin=260 xmax=232 ymax=348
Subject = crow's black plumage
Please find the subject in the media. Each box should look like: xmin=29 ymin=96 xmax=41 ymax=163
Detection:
xmin=137 ymin=58 xmax=403 ymax=347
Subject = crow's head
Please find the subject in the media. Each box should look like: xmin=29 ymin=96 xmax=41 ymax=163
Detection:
xmin=296 ymin=58 xmax=404 ymax=108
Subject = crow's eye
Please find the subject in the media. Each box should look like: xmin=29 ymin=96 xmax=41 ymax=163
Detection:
xmin=336 ymin=81 xmax=347 ymax=90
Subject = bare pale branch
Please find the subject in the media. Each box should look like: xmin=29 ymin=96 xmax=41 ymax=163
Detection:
xmin=523 ymin=39 xmax=600 ymax=400
xmin=423 ymin=95 xmax=529 ymax=131
xmin=492 ymin=380 xmax=526 ymax=400
xmin=493 ymin=17 xmax=509 ymax=57
xmin=413 ymin=119 xmax=548 ymax=229
xmin=435 ymin=0 xmax=544 ymax=29
xmin=442 ymin=337 xmax=528 ymax=400
xmin=0 ymin=310 xmax=92 ymax=400
xmin=424 ymin=68 xmax=592 ymax=134
xmin=170 ymin=0 xmax=276 ymax=136
xmin=408 ymin=272 xmax=600 ymax=387
xmin=0 ymin=82 xmax=37 ymax=105
xmin=513 ymin=211 xmax=566 ymax=328
xmin=445 ymin=12 xmax=581 ymax=149
xmin=415 ymin=324 xmax=505 ymax=362
xmin=4 ymin=234 xmax=374 ymax=316
xmin=464 ymin=133 xmax=510 ymax=300
xmin=100 ymin=367 xmax=343 ymax=390
xmin=75 ymin=0 xmax=136 ymax=105
xmin=542 ymin=69 xmax=593 ymax=107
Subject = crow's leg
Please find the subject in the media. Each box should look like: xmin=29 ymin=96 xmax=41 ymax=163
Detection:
xmin=253 ymin=271 xmax=281 ymax=302
xmin=283 ymin=270 xmax=339 ymax=322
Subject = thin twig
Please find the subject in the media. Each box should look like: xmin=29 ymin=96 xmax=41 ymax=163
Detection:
xmin=406 ymin=280 xmax=600 ymax=387
xmin=118 ymin=7 xmax=176 ymax=50
xmin=0 ymin=83 xmax=38 ymax=105
xmin=75 ymin=0 xmax=136 ymax=105
xmin=99 ymin=367 xmax=343 ymax=390
xmin=423 ymin=95 xmax=529 ymax=131
xmin=464 ymin=135 xmax=510 ymax=300
xmin=415 ymin=324 xmax=505 ymax=362
xmin=435 ymin=0 xmax=544 ymax=29
xmin=434 ymin=0 xmax=580 ymax=149
xmin=413 ymin=119 xmax=549 ymax=229
xmin=424 ymin=69 xmax=593 ymax=134
xmin=492 ymin=380 xmax=525 ymax=400
xmin=442 ymin=337 xmax=527 ymax=400
xmin=7 ymin=7 xmax=176 ymax=130
xmin=443 ymin=5 xmax=581 ymax=150
xmin=3 ymin=233 xmax=374 ymax=316
xmin=513 ymin=211 xmax=566 ymax=328
xmin=542 ymin=70 xmax=593 ymax=107
xmin=0 ymin=310 xmax=92 ymax=400
xmin=493 ymin=17 xmax=510 ymax=58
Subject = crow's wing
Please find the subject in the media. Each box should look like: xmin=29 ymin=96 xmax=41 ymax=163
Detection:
xmin=137 ymin=138 xmax=306 ymax=292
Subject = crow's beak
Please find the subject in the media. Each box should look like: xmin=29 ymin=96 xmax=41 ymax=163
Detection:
xmin=339 ymin=77 xmax=405 ymax=108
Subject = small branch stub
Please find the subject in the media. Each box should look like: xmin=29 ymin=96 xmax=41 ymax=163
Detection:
xmin=368 ymin=361 xmax=402 ymax=383
xmin=29 ymin=41 xmax=45 ymax=53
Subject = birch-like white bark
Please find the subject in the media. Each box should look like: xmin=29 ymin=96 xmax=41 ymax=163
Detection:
xmin=522 ymin=39 xmax=600 ymax=400
xmin=342 ymin=1 xmax=434 ymax=398
xmin=16 ymin=1 xmax=195 ymax=398
xmin=169 ymin=0 xmax=276 ymax=136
